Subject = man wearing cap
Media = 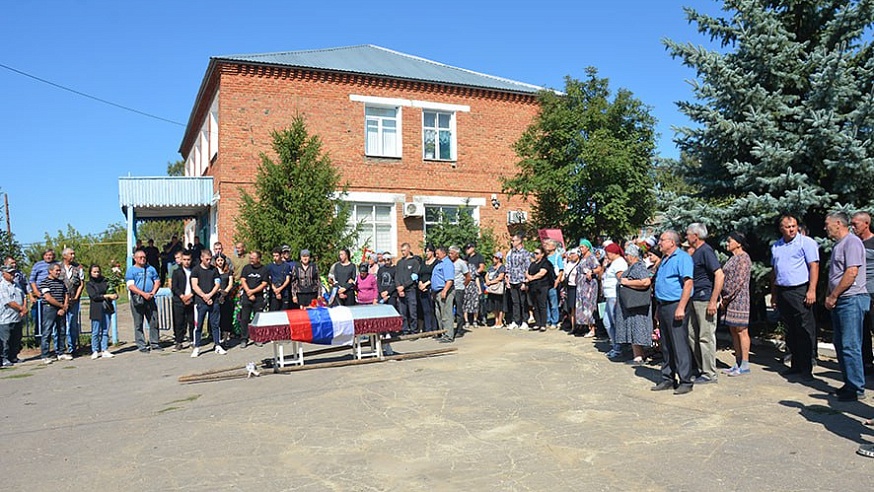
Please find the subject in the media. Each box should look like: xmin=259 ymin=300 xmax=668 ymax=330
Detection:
xmin=770 ymin=213 xmax=820 ymax=379
xmin=0 ymin=265 xmax=27 ymax=367
xmin=652 ymin=230 xmax=697 ymax=395
xmin=377 ymin=253 xmax=398 ymax=308
xmin=291 ymin=249 xmax=320 ymax=308
xmin=685 ymin=223 xmax=724 ymax=384
xmin=267 ymin=247 xmax=292 ymax=311
xmin=431 ymin=247 xmax=456 ymax=342
xmin=396 ymin=243 xmax=421 ymax=334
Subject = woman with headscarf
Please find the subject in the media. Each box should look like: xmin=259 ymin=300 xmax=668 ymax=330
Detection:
xmin=575 ymin=239 xmax=602 ymax=337
xmin=721 ymin=231 xmax=753 ymax=376
xmin=601 ymin=242 xmax=627 ymax=358
xmin=615 ymin=244 xmax=653 ymax=365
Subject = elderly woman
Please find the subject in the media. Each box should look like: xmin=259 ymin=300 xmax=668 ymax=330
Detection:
xmin=721 ymin=231 xmax=753 ymax=376
xmin=562 ymin=248 xmax=580 ymax=333
xmin=575 ymin=239 xmax=602 ymax=337
xmin=615 ymin=244 xmax=654 ymax=365
xmin=601 ymin=242 xmax=628 ymax=358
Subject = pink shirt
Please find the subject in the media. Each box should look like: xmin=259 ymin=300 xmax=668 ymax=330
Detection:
xmin=356 ymin=274 xmax=378 ymax=304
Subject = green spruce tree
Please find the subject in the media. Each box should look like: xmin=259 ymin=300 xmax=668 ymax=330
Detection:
xmin=503 ymin=68 xmax=658 ymax=242
xmin=235 ymin=116 xmax=357 ymax=273
xmin=662 ymin=0 xmax=874 ymax=244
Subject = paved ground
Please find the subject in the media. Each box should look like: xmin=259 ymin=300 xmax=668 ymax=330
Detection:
xmin=2 ymin=309 xmax=874 ymax=491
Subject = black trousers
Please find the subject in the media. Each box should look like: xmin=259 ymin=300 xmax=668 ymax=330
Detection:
xmin=776 ymin=284 xmax=817 ymax=375
xmin=398 ymin=289 xmax=418 ymax=333
xmin=509 ymin=283 xmax=527 ymax=326
xmin=240 ymin=295 xmax=265 ymax=341
xmin=530 ymin=285 xmax=548 ymax=328
xmin=454 ymin=288 xmax=466 ymax=331
xmin=172 ymin=301 xmax=194 ymax=344
xmin=657 ymin=301 xmax=697 ymax=387
xmin=297 ymin=292 xmax=318 ymax=309
xmin=269 ymin=296 xmax=288 ymax=312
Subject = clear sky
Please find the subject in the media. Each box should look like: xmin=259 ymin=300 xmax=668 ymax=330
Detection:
xmin=0 ymin=0 xmax=723 ymax=246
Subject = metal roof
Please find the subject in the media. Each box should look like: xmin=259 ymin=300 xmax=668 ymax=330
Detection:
xmin=214 ymin=45 xmax=545 ymax=95
xmin=119 ymin=176 xmax=214 ymax=218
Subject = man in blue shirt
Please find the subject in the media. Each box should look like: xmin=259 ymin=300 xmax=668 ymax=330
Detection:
xmin=431 ymin=247 xmax=455 ymax=342
xmin=770 ymin=214 xmax=820 ymax=379
xmin=652 ymin=230 xmax=697 ymax=395
xmin=126 ymin=250 xmax=162 ymax=352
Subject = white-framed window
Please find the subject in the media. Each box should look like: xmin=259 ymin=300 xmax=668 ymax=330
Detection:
xmin=423 ymin=205 xmax=476 ymax=238
xmin=423 ymin=110 xmax=456 ymax=161
xmin=349 ymin=203 xmax=395 ymax=253
xmin=365 ymin=105 xmax=401 ymax=157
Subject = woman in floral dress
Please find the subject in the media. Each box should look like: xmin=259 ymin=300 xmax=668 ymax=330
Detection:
xmin=721 ymin=231 xmax=752 ymax=376
xmin=575 ymin=239 xmax=602 ymax=337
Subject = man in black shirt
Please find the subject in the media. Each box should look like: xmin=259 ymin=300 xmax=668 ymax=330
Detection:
xmin=396 ymin=243 xmax=421 ymax=334
xmin=144 ymin=239 xmax=161 ymax=272
xmin=239 ymin=251 xmax=268 ymax=348
xmin=191 ymin=249 xmax=224 ymax=357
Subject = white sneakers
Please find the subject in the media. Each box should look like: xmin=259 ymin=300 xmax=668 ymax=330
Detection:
xmin=101 ymin=351 xmax=115 ymax=358
xmin=91 ymin=352 xmax=100 ymax=360
xmin=507 ymin=322 xmax=518 ymax=330
xmin=191 ymin=347 xmax=200 ymax=358
xmin=520 ymin=322 xmax=530 ymax=331
xmin=214 ymin=345 xmax=227 ymax=355
xmin=57 ymin=354 xmax=73 ymax=361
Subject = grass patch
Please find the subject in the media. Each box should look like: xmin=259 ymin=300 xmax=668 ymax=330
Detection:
xmin=157 ymin=406 xmax=180 ymax=414
xmin=61 ymin=366 xmax=77 ymax=370
xmin=2 ymin=373 xmax=34 ymax=380
xmin=166 ymin=394 xmax=201 ymax=405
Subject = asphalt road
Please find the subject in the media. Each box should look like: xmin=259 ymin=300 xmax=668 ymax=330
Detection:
xmin=1 ymin=311 xmax=873 ymax=491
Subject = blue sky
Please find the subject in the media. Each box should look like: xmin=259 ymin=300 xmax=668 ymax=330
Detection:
xmin=0 ymin=0 xmax=723 ymax=246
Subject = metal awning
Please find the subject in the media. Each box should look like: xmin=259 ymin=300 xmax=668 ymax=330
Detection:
xmin=119 ymin=176 xmax=215 ymax=218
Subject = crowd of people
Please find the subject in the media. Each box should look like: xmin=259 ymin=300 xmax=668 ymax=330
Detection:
xmin=2 ymin=211 xmax=874 ymax=407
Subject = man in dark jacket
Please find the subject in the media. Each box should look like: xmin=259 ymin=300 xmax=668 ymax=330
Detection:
xmin=170 ymin=250 xmax=195 ymax=351
xmin=377 ymin=253 xmax=398 ymax=308
xmin=395 ymin=243 xmax=421 ymax=334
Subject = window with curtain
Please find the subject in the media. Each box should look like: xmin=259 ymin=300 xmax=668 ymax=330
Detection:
xmin=348 ymin=203 xmax=394 ymax=253
xmin=365 ymin=106 xmax=400 ymax=157
xmin=423 ymin=110 xmax=455 ymax=161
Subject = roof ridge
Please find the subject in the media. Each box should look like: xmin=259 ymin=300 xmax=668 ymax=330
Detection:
xmin=369 ymin=45 xmax=545 ymax=92
xmin=215 ymin=44 xmax=373 ymax=60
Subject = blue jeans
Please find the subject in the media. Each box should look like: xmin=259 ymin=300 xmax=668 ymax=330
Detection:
xmin=194 ymin=301 xmax=221 ymax=348
xmin=40 ymin=305 xmax=66 ymax=358
xmin=547 ymin=288 xmax=559 ymax=325
xmin=831 ymin=294 xmax=869 ymax=395
xmin=91 ymin=314 xmax=111 ymax=353
xmin=603 ymin=297 xmax=620 ymax=353
xmin=65 ymin=300 xmax=80 ymax=354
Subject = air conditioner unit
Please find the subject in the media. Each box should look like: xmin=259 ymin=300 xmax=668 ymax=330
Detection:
xmin=507 ymin=210 xmax=528 ymax=225
xmin=403 ymin=202 xmax=425 ymax=218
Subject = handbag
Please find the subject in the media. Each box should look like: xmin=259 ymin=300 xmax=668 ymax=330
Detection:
xmin=618 ymin=283 xmax=651 ymax=310
xmin=130 ymin=269 xmax=147 ymax=308
xmin=485 ymin=269 xmax=505 ymax=295
xmin=103 ymin=299 xmax=115 ymax=315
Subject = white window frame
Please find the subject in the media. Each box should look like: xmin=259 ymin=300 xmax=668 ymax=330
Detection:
xmin=415 ymin=196 xmax=485 ymax=239
xmin=343 ymin=192 xmax=403 ymax=254
xmin=364 ymin=105 xmax=402 ymax=158
xmin=422 ymin=110 xmax=456 ymax=161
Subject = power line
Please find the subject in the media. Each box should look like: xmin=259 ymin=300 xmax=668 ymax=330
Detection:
xmin=0 ymin=62 xmax=186 ymax=127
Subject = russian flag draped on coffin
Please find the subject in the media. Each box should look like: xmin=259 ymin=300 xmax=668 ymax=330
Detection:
xmin=249 ymin=305 xmax=402 ymax=346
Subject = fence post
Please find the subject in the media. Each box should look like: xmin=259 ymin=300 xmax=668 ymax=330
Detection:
xmin=111 ymin=300 xmax=118 ymax=345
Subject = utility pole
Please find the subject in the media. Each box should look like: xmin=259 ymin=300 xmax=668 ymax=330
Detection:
xmin=4 ymin=192 xmax=10 ymax=237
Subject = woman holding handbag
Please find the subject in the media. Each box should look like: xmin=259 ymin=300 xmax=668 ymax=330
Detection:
xmin=86 ymin=265 xmax=117 ymax=359
xmin=485 ymin=252 xmax=507 ymax=328
xmin=615 ymin=244 xmax=653 ymax=365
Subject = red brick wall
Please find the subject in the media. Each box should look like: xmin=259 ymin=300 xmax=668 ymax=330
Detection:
xmin=207 ymin=63 xmax=539 ymax=253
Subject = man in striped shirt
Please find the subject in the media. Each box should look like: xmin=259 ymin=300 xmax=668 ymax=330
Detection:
xmin=38 ymin=263 xmax=70 ymax=363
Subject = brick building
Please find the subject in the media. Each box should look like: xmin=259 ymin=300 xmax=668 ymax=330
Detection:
xmin=178 ymin=45 xmax=542 ymax=254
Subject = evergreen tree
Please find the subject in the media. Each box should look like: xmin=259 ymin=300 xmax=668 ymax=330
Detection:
xmin=662 ymin=0 xmax=874 ymax=245
xmin=235 ymin=116 xmax=357 ymax=273
xmin=503 ymin=68 xmax=657 ymax=242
